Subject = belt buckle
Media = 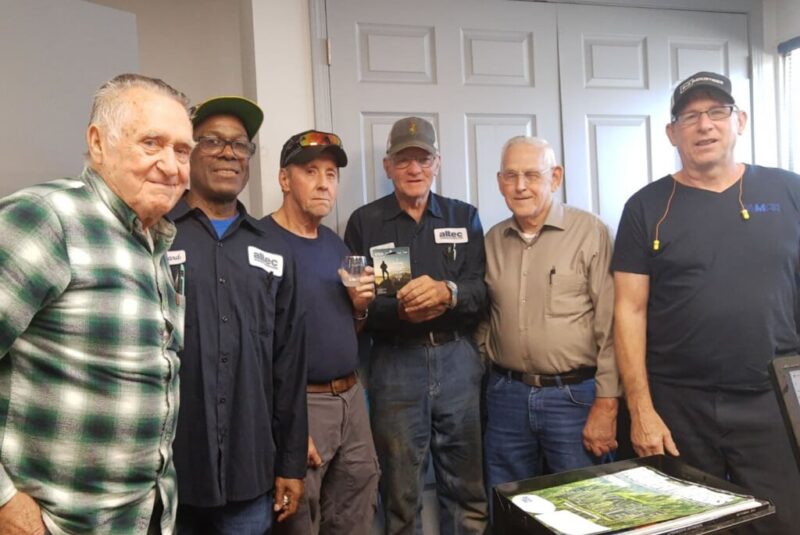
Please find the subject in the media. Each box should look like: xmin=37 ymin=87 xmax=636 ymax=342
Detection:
xmin=428 ymin=331 xmax=440 ymax=347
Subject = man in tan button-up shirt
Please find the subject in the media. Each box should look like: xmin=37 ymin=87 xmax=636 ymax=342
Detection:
xmin=477 ymin=136 xmax=620 ymax=506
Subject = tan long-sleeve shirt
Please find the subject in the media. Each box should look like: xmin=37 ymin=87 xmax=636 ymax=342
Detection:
xmin=477 ymin=201 xmax=621 ymax=397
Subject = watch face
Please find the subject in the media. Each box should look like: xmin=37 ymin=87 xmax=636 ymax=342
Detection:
xmin=446 ymin=281 xmax=458 ymax=308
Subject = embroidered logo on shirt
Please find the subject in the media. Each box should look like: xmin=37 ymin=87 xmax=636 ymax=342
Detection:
xmin=167 ymin=250 xmax=186 ymax=265
xmin=248 ymin=246 xmax=283 ymax=277
xmin=370 ymin=242 xmax=395 ymax=258
xmin=434 ymin=228 xmax=468 ymax=244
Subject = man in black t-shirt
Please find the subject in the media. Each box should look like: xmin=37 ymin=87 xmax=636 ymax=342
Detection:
xmin=612 ymin=71 xmax=800 ymax=534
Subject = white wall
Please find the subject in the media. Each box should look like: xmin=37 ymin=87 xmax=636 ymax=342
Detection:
xmin=0 ymin=0 xmax=137 ymax=198
xmin=247 ymin=1 xmax=315 ymax=216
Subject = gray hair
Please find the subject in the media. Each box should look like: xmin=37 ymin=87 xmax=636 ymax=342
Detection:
xmin=499 ymin=136 xmax=557 ymax=170
xmin=88 ymin=73 xmax=190 ymax=144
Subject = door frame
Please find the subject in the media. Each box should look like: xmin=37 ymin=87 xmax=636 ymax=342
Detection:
xmin=309 ymin=0 xmax=773 ymax=226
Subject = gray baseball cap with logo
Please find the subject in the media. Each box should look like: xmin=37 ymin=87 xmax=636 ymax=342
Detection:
xmin=386 ymin=117 xmax=438 ymax=155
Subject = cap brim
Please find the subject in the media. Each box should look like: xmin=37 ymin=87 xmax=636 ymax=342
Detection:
xmin=387 ymin=140 xmax=437 ymax=156
xmin=285 ymin=145 xmax=348 ymax=168
xmin=672 ymin=86 xmax=734 ymax=116
xmin=192 ymin=96 xmax=264 ymax=140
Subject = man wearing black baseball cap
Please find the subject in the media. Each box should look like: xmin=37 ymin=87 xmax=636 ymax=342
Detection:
xmin=266 ymin=130 xmax=380 ymax=535
xmin=170 ymin=97 xmax=308 ymax=533
xmin=344 ymin=117 xmax=489 ymax=534
xmin=613 ymin=71 xmax=800 ymax=533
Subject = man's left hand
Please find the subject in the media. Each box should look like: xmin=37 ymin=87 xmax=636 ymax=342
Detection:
xmin=273 ymin=477 xmax=304 ymax=522
xmin=397 ymin=275 xmax=450 ymax=314
xmin=582 ymin=397 xmax=619 ymax=457
xmin=343 ymin=266 xmax=375 ymax=315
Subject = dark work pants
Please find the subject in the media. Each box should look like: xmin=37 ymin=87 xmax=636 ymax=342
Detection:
xmin=649 ymin=380 xmax=800 ymax=535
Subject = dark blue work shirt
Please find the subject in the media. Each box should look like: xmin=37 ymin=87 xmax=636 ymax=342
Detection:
xmin=168 ymin=199 xmax=307 ymax=507
xmin=263 ymin=217 xmax=359 ymax=383
xmin=344 ymin=192 xmax=487 ymax=337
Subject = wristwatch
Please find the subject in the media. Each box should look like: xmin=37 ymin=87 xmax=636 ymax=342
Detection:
xmin=445 ymin=280 xmax=458 ymax=309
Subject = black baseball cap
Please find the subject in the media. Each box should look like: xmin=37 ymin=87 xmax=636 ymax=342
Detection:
xmin=671 ymin=71 xmax=735 ymax=117
xmin=280 ymin=130 xmax=348 ymax=168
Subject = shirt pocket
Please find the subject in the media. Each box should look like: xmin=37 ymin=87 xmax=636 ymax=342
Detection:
xmin=546 ymin=273 xmax=591 ymax=317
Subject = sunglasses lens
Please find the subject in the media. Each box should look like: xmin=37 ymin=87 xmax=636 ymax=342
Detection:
xmin=298 ymin=131 xmax=342 ymax=148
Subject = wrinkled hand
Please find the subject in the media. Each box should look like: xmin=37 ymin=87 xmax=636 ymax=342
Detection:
xmin=341 ymin=266 xmax=375 ymax=315
xmin=0 ymin=492 xmax=46 ymax=535
xmin=307 ymin=436 xmax=323 ymax=468
xmin=396 ymin=276 xmax=451 ymax=322
xmin=273 ymin=477 xmax=304 ymax=522
xmin=398 ymin=302 xmax=448 ymax=323
xmin=630 ymin=407 xmax=679 ymax=457
xmin=582 ymin=397 xmax=619 ymax=457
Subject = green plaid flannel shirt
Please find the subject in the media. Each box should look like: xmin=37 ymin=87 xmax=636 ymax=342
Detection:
xmin=0 ymin=168 xmax=184 ymax=534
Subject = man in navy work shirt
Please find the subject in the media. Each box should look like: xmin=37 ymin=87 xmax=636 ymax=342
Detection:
xmin=345 ymin=117 xmax=488 ymax=534
xmin=169 ymin=97 xmax=307 ymax=534
xmin=267 ymin=130 xmax=380 ymax=535
xmin=613 ymin=71 xmax=800 ymax=533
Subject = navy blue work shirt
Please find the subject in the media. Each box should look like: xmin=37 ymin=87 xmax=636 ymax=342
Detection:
xmin=344 ymin=192 xmax=487 ymax=337
xmin=168 ymin=199 xmax=307 ymax=507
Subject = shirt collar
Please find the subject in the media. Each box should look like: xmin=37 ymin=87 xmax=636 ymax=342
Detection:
xmin=168 ymin=197 xmax=263 ymax=235
xmin=82 ymin=166 xmax=139 ymax=232
xmin=501 ymin=198 xmax=566 ymax=238
xmin=381 ymin=192 xmax=443 ymax=221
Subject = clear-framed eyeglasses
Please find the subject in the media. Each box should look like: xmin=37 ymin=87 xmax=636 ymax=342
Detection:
xmin=391 ymin=154 xmax=436 ymax=169
xmin=499 ymin=167 xmax=553 ymax=185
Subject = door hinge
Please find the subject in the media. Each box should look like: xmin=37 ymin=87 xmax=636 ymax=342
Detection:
xmin=326 ymin=38 xmax=332 ymax=66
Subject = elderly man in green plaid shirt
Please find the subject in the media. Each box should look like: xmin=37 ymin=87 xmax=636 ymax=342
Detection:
xmin=0 ymin=74 xmax=193 ymax=534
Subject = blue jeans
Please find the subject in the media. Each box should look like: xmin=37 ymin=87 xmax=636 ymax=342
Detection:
xmin=177 ymin=493 xmax=272 ymax=535
xmin=484 ymin=369 xmax=599 ymax=500
xmin=369 ymin=337 xmax=487 ymax=535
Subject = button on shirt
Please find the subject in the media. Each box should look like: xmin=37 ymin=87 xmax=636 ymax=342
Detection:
xmin=0 ymin=168 xmax=183 ymax=534
xmin=344 ymin=193 xmax=487 ymax=337
xmin=168 ymin=200 xmax=307 ymax=507
xmin=478 ymin=201 xmax=620 ymax=397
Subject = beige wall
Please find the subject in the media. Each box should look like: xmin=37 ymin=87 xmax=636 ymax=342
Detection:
xmin=775 ymin=0 xmax=800 ymax=44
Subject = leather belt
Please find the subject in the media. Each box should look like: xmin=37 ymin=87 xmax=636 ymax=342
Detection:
xmin=374 ymin=330 xmax=462 ymax=348
xmin=492 ymin=363 xmax=596 ymax=388
xmin=306 ymin=372 xmax=358 ymax=394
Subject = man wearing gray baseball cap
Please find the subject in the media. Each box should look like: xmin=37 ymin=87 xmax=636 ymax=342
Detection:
xmin=345 ymin=117 xmax=488 ymax=534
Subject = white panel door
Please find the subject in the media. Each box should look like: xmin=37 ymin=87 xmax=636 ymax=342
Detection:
xmin=325 ymin=0 xmax=561 ymax=233
xmin=557 ymin=4 xmax=750 ymax=232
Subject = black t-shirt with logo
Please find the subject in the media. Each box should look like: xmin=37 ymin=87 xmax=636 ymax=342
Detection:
xmin=612 ymin=164 xmax=800 ymax=391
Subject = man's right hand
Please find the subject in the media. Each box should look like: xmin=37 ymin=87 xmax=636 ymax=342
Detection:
xmin=307 ymin=436 xmax=323 ymax=468
xmin=630 ymin=407 xmax=680 ymax=457
xmin=0 ymin=492 xmax=46 ymax=535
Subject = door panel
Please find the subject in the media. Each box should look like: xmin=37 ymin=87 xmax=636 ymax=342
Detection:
xmin=557 ymin=4 xmax=749 ymax=231
xmin=326 ymin=0 xmax=561 ymax=233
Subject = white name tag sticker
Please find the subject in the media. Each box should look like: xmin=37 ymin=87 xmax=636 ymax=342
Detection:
xmin=370 ymin=242 xmax=395 ymax=258
xmin=434 ymin=228 xmax=468 ymax=244
xmin=248 ymin=246 xmax=284 ymax=277
xmin=167 ymin=250 xmax=186 ymax=265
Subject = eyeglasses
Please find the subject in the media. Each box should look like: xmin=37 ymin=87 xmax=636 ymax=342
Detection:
xmin=673 ymin=105 xmax=737 ymax=127
xmin=499 ymin=168 xmax=552 ymax=185
xmin=391 ymin=154 xmax=436 ymax=169
xmin=195 ymin=136 xmax=257 ymax=159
